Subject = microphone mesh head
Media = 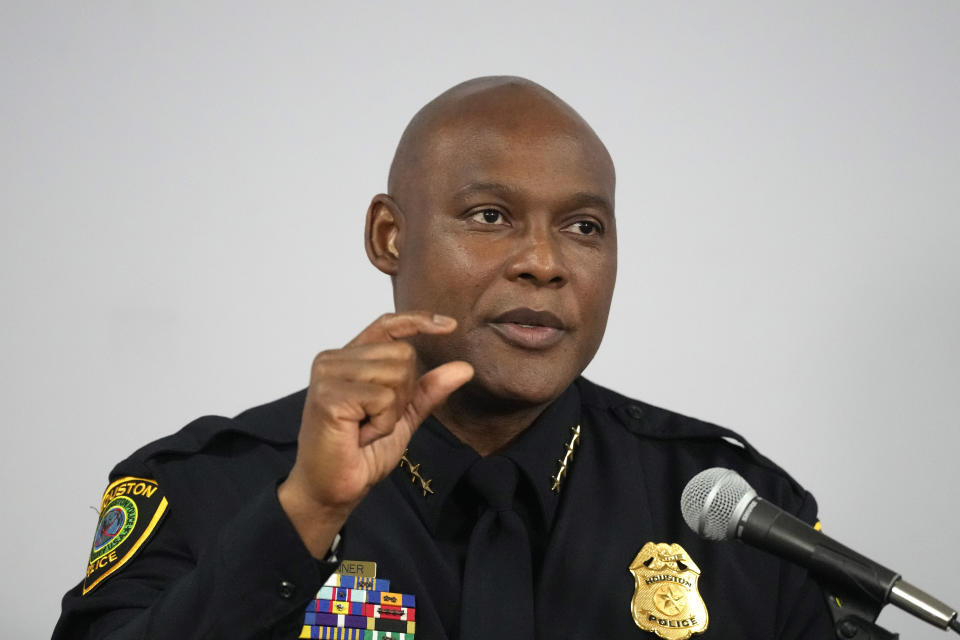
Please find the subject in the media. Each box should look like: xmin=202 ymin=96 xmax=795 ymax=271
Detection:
xmin=681 ymin=467 xmax=755 ymax=541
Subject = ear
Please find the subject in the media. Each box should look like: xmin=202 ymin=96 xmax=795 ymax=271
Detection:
xmin=365 ymin=193 xmax=402 ymax=275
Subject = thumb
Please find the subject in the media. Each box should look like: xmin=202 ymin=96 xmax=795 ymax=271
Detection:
xmin=405 ymin=361 xmax=474 ymax=427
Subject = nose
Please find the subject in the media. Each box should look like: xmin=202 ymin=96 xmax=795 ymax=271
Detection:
xmin=504 ymin=221 xmax=569 ymax=288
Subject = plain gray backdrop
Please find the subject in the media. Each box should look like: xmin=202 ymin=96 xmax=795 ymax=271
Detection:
xmin=2 ymin=2 xmax=957 ymax=638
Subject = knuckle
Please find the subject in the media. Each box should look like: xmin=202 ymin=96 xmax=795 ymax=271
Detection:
xmin=366 ymin=414 xmax=395 ymax=438
xmin=371 ymin=386 xmax=397 ymax=413
xmin=309 ymin=378 xmax=333 ymax=401
xmin=394 ymin=341 xmax=416 ymax=360
xmin=381 ymin=386 xmax=397 ymax=406
xmin=311 ymin=349 xmax=335 ymax=371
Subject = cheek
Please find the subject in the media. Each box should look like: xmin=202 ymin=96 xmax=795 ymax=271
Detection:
xmin=572 ymin=253 xmax=617 ymax=333
xmin=396 ymin=231 xmax=502 ymax=311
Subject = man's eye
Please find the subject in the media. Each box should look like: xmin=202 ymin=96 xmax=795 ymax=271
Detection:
xmin=470 ymin=209 xmax=506 ymax=224
xmin=566 ymin=220 xmax=602 ymax=236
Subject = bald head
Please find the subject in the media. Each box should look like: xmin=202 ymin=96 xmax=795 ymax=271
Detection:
xmin=387 ymin=76 xmax=614 ymax=209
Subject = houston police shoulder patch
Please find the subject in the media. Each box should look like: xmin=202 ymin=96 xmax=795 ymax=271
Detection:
xmin=82 ymin=476 xmax=168 ymax=595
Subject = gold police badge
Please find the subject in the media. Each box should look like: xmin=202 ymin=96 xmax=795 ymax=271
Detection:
xmin=629 ymin=542 xmax=708 ymax=639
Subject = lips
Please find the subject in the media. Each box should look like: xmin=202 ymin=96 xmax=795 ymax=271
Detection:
xmin=488 ymin=307 xmax=567 ymax=349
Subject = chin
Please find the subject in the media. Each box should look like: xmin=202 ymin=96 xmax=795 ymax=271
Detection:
xmin=461 ymin=363 xmax=573 ymax=411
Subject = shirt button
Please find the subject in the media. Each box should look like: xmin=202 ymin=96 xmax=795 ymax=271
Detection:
xmin=278 ymin=580 xmax=296 ymax=599
xmin=627 ymin=404 xmax=645 ymax=420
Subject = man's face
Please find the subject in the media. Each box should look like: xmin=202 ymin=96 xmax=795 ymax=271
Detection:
xmin=392 ymin=112 xmax=617 ymax=408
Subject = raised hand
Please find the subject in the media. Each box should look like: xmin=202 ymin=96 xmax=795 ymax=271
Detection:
xmin=277 ymin=312 xmax=474 ymax=557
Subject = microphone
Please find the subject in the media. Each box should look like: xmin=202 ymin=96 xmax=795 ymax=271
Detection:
xmin=680 ymin=467 xmax=959 ymax=632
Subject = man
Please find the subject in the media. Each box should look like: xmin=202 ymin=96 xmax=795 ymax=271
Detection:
xmin=55 ymin=77 xmax=833 ymax=639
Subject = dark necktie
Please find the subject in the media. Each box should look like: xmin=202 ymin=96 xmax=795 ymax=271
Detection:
xmin=458 ymin=455 xmax=535 ymax=639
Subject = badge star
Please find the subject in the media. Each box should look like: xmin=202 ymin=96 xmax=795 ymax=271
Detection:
xmin=655 ymin=584 xmax=688 ymax=616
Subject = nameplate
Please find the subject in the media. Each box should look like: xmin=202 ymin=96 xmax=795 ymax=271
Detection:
xmin=337 ymin=560 xmax=377 ymax=578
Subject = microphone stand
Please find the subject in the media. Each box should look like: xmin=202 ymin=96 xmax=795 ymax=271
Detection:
xmin=823 ymin=585 xmax=898 ymax=640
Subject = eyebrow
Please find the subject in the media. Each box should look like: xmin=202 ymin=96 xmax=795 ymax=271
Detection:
xmin=455 ymin=181 xmax=520 ymax=197
xmin=454 ymin=181 xmax=614 ymax=215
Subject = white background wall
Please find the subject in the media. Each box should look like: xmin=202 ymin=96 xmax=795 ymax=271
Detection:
xmin=2 ymin=2 xmax=957 ymax=637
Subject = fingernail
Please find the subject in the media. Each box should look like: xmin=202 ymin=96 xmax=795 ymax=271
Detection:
xmin=432 ymin=314 xmax=454 ymax=326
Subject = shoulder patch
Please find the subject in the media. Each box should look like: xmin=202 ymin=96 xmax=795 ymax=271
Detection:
xmin=82 ymin=476 xmax=168 ymax=595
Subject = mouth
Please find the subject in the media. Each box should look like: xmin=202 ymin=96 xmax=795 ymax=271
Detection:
xmin=488 ymin=308 xmax=567 ymax=350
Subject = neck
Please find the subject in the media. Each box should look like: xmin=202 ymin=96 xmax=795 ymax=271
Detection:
xmin=431 ymin=389 xmax=552 ymax=457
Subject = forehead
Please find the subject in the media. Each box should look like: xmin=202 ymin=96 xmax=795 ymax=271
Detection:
xmin=420 ymin=120 xmax=615 ymax=208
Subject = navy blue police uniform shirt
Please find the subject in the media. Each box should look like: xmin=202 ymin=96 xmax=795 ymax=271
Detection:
xmin=54 ymin=377 xmax=834 ymax=639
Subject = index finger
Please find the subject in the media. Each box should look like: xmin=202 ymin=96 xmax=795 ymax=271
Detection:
xmin=347 ymin=312 xmax=457 ymax=347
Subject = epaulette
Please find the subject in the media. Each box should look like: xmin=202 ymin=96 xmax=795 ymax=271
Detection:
xmin=111 ymin=388 xmax=306 ymax=476
xmin=577 ymin=376 xmax=806 ymax=498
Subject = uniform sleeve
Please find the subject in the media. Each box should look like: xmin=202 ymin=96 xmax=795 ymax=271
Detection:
xmin=53 ymin=484 xmax=338 ymax=640
xmin=774 ymin=489 xmax=835 ymax=640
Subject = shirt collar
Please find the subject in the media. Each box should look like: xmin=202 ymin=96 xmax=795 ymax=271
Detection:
xmin=502 ymin=381 xmax=581 ymax=528
xmin=392 ymin=381 xmax=582 ymax=534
